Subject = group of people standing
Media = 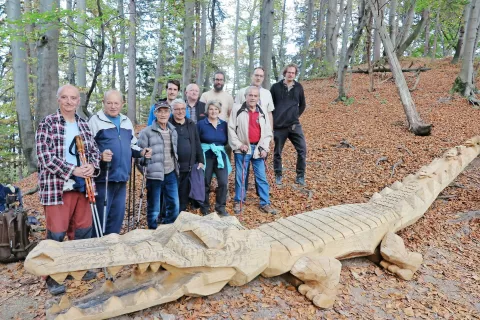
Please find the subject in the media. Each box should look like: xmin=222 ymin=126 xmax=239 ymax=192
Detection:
xmin=34 ymin=63 xmax=307 ymax=295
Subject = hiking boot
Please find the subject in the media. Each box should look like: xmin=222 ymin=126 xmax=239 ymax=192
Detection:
xmin=201 ymin=208 xmax=209 ymax=216
xmin=233 ymin=202 xmax=242 ymax=215
xmin=275 ymin=175 xmax=283 ymax=185
xmin=46 ymin=276 xmax=65 ymax=296
xmin=260 ymin=205 xmax=278 ymax=215
xmin=66 ymin=270 xmax=97 ymax=281
xmin=295 ymin=175 xmax=306 ymax=186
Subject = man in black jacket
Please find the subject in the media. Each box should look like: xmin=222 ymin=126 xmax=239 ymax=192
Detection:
xmin=270 ymin=64 xmax=307 ymax=186
xmin=169 ymin=99 xmax=204 ymax=211
xmin=185 ymin=83 xmax=206 ymax=123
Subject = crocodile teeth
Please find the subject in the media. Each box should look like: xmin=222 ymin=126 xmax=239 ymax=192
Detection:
xmin=390 ymin=181 xmax=403 ymax=190
xmin=134 ymin=290 xmax=148 ymax=304
xmin=58 ymin=306 xmax=84 ymax=320
xmin=107 ymin=265 xmax=123 ymax=277
xmin=145 ymin=287 xmax=161 ymax=300
xmin=103 ymin=296 xmax=124 ymax=312
xmin=58 ymin=295 xmax=71 ymax=310
xmin=50 ymin=272 xmax=69 ymax=284
xmin=70 ymin=270 xmax=87 ymax=281
xmin=137 ymin=263 xmax=150 ymax=274
xmin=149 ymin=262 xmax=161 ymax=272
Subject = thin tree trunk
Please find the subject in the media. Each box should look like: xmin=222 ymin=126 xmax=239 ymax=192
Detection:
xmin=325 ymin=0 xmax=337 ymax=73
xmin=337 ymin=0 xmax=369 ymax=100
xmin=373 ymin=0 xmax=382 ymax=61
xmin=66 ymin=0 xmax=75 ymax=84
xmin=299 ymin=0 xmax=314 ymax=80
xmin=423 ymin=9 xmax=430 ymax=56
xmin=127 ymin=0 xmax=136 ymax=124
xmin=396 ymin=9 xmax=428 ymax=57
xmin=82 ymin=0 xmax=105 ymax=117
xmin=388 ymin=0 xmax=397 ymax=47
xmin=337 ymin=0 xmax=353 ymax=83
xmin=312 ymin=0 xmax=327 ymax=75
xmin=182 ymin=0 xmax=195 ymax=95
xmin=111 ymin=35 xmax=117 ymax=88
xmin=118 ymin=0 xmax=126 ymax=93
xmin=431 ymin=10 xmax=440 ymax=60
xmin=36 ymin=0 xmax=60 ymax=128
xmin=7 ymin=0 xmax=37 ymax=173
xmin=151 ymin=13 xmax=165 ymax=106
xmin=246 ymin=0 xmax=257 ymax=84
xmin=278 ymin=0 xmax=287 ymax=74
xmin=76 ymin=0 xmax=87 ymax=119
xmin=260 ymin=0 xmax=274 ymax=88
xmin=272 ymin=54 xmax=279 ymax=80
xmin=196 ymin=0 xmax=206 ymax=89
xmin=24 ymin=0 xmax=38 ymax=114
xmin=204 ymin=0 xmax=217 ymax=90
xmin=367 ymin=14 xmax=374 ymax=92
xmin=369 ymin=0 xmax=431 ymax=136
xmin=233 ymin=0 xmax=240 ymax=93
xmin=396 ymin=0 xmax=416 ymax=52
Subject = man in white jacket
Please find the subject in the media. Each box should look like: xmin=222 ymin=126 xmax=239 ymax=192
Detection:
xmin=228 ymin=86 xmax=277 ymax=215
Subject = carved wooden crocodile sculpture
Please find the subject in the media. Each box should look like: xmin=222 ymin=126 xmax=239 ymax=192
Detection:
xmin=24 ymin=137 xmax=480 ymax=320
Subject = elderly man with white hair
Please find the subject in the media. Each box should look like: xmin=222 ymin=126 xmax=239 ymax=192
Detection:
xmin=169 ymin=98 xmax=204 ymax=211
xmin=185 ymin=83 xmax=206 ymax=123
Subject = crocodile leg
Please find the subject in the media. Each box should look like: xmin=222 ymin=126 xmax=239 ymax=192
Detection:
xmin=290 ymin=254 xmax=341 ymax=308
xmin=379 ymin=232 xmax=423 ymax=280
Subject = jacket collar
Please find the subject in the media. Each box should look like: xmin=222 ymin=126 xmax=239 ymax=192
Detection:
xmin=152 ymin=120 xmax=175 ymax=132
xmin=97 ymin=109 xmax=127 ymax=123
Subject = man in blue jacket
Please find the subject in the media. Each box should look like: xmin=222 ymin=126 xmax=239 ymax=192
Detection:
xmin=89 ymin=89 xmax=151 ymax=235
xmin=270 ymin=64 xmax=307 ymax=186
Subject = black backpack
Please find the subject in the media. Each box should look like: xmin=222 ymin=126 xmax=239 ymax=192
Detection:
xmin=0 ymin=205 xmax=36 ymax=263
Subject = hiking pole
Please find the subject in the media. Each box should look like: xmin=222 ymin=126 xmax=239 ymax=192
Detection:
xmin=239 ymin=149 xmax=247 ymax=214
xmin=136 ymin=157 xmax=149 ymax=228
xmin=75 ymin=136 xmax=112 ymax=281
xmin=103 ymin=158 xmax=111 ymax=234
xmin=127 ymin=159 xmax=133 ymax=232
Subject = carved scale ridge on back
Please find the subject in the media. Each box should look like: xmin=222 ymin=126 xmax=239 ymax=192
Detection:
xmin=24 ymin=137 xmax=480 ymax=320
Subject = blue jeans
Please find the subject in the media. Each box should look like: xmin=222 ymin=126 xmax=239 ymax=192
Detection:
xmin=234 ymin=145 xmax=270 ymax=206
xmin=94 ymin=181 xmax=127 ymax=236
xmin=146 ymin=171 xmax=179 ymax=229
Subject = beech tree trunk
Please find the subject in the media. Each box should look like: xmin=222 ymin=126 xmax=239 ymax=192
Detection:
xmin=233 ymin=0 xmax=240 ymax=93
xmin=368 ymin=0 xmax=431 ymax=136
xmin=118 ymin=0 xmax=126 ymax=94
xmin=278 ymin=0 xmax=287 ymax=75
xmin=299 ymin=0 xmax=314 ymax=80
xmin=325 ymin=0 xmax=337 ymax=72
xmin=151 ymin=12 xmax=165 ymax=106
xmin=7 ymin=0 xmax=37 ymax=173
xmin=452 ymin=0 xmax=480 ymax=100
xmin=246 ymin=0 xmax=258 ymax=84
xmin=196 ymin=0 xmax=206 ymax=88
xmin=260 ymin=0 xmax=274 ymax=88
xmin=36 ymin=0 xmax=60 ymax=127
xmin=127 ymin=0 xmax=137 ymax=124
xmin=76 ymin=0 xmax=87 ymax=119
xmin=431 ymin=10 xmax=440 ymax=59
xmin=336 ymin=0 xmax=353 ymax=84
xmin=66 ymin=0 xmax=75 ymax=84
xmin=312 ymin=0 xmax=327 ymax=75
xmin=337 ymin=0 xmax=369 ymax=100
xmin=396 ymin=8 xmax=428 ymax=57
xmin=203 ymin=0 xmax=217 ymax=90
xmin=423 ymin=9 xmax=430 ymax=56
xmin=388 ymin=0 xmax=397 ymax=47
xmin=373 ymin=0 xmax=382 ymax=61
xmin=182 ymin=0 xmax=195 ymax=95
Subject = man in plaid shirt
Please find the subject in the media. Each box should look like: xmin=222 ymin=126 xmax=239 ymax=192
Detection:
xmin=35 ymin=84 xmax=100 ymax=295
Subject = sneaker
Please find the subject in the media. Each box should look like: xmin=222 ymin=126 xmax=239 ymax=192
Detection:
xmin=233 ymin=202 xmax=242 ymax=215
xmin=260 ymin=205 xmax=278 ymax=215
xmin=217 ymin=210 xmax=230 ymax=217
xmin=46 ymin=276 xmax=66 ymax=296
xmin=275 ymin=175 xmax=283 ymax=185
xmin=295 ymin=175 xmax=306 ymax=186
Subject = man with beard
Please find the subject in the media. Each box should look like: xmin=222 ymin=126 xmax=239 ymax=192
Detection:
xmin=199 ymin=71 xmax=234 ymax=121
xmin=147 ymin=79 xmax=181 ymax=125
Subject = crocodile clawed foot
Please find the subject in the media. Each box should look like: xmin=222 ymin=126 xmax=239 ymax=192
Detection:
xmin=380 ymin=232 xmax=423 ymax=280
xmin=291 ymin=254 xmax=341 ymax=309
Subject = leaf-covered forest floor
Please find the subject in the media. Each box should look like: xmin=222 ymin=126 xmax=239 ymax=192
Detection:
xmin=1 ymin=58 xmax=479 ymax=319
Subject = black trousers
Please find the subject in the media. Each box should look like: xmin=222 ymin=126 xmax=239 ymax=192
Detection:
xmin=178 ymin=171 xmax=190 ymax=212
xmin=201 ymin=154 xmax=228 ymax=214
xmin=273 ymin=124 xmax=307 ymax=176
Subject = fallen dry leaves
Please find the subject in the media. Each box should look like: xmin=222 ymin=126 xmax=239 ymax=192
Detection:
xmin=1 ymin=57 xmax=479 ymax=319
